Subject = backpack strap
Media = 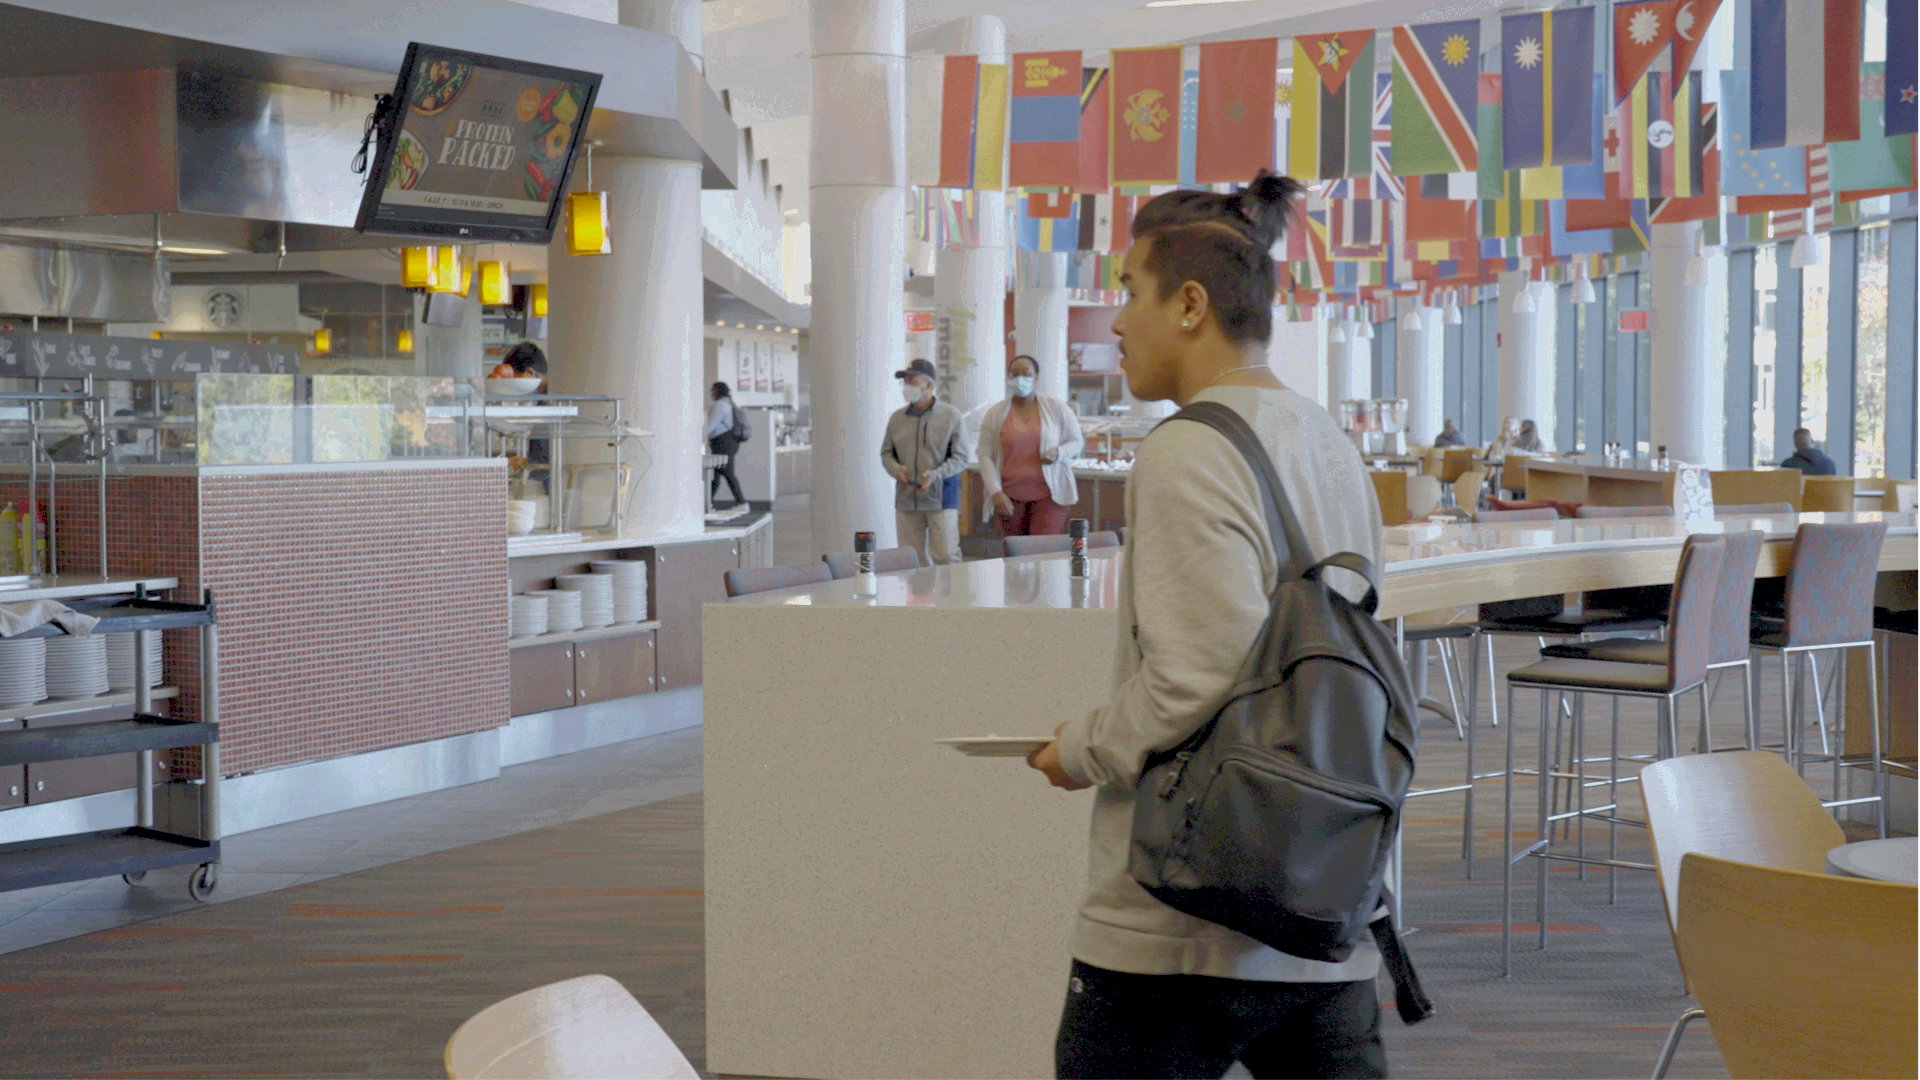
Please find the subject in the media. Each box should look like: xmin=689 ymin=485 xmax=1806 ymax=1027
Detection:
xmin=1370 ymin=896 xmax=1436 ymax=1025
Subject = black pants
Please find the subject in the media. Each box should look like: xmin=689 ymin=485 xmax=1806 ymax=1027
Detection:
xmin=709 ymin=436 xmax=744 ymax=505
xmin=1055 ymin=961 xmax=1387 ymax=1080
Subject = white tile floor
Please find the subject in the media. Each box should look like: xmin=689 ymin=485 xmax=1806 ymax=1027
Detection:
xmin=0 ymin=724 xmax=703 ymax=956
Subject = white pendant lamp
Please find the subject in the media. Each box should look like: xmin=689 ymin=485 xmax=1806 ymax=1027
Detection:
xmin=1512 ymin=281 xmax=1537 ymax=314
xmin=1443 ymin=290 xmax=1463 ymax=325
xmin=1788 ymin=209 xmax=1822 ymax=268
xmin=1572 ymin=264 xmax=1597 ymax=305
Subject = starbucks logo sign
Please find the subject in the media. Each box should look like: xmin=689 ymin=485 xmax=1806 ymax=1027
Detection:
xmin=206 ymin=290 xmax=245 ymax=329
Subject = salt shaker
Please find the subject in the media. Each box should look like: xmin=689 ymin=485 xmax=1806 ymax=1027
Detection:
xmin=853 ymin=531 xmax=877 ymax=598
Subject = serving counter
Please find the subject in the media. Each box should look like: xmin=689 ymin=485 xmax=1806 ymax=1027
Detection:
xmin=703 ymin=512 xmax=1919 ymax=1080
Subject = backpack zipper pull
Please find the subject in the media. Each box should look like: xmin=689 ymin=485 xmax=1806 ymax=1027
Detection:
xmin=1160 ymin=751 xmax=1192 ymax=798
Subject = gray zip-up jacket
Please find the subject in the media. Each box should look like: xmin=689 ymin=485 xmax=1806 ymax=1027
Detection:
xmin=881 ymin=398 xmax=969 ymax=512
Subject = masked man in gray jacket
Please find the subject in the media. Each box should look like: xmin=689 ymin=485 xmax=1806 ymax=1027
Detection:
xmin=882 ymin=359 xmax=969 ymax=566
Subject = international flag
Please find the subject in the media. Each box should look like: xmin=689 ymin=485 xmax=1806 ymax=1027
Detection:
xmin=1015 ymin=194 xmax=1079 ymax=252
xmin=1564 ymin=195 xmax=1635 ymax=232
xmin=1669 ymin=0 xmax=1725 ymax=79
xmin=1111 ymin=47 xmax=1183 ymax=184
xmin=1613 ymin=0 xmax=1678 ymax=105
xmin=1390 ymin=19 xmax=1480 ymax=175
xmin=1110 ymin=194 xmax=1143 ymax=250
xmin=1009 ymin=51 xmax=1082 ymax=189
xmin=1501 ymin=6 xmax=1596 ymax=168
xmin=1403 ymin=181 xmax=1477 ymax=242
xmin=1719 ymin=70 xmax=1807 ymax=196
xmin=1828 ymin=65 xmax=1917 ymax=192
xmin=1650 ymin=100 xmax=1721 ymax=223
xmin=1178 ymin=46 xmax=1200 ymax=185
xmin=1195 ymin=38 xmax=1279 ymax=183
xmin=1026 ymin=192 xmax=1074 ymax=218
xmin=1076 ymin=68 xmax=1111 ymax=192
xmin=1750 ymin=0 xmax=1863 ymax=148
xmin=1550 ymin=200 xmax=1615 ymax=256
xmin=1482 ymin=169 xmax=1543 ymax=237
xmin=908 ymin=55 xmax=978 ymax=188
xmin=1328 ymin=73 xmax=1402 ymax=200
xmin=1475 ymin=74 xmax=1505 ymax=199
xmin=1289 ymin=29 xmax=1376 ymax=179
xmin=1619 ymin=71 xmax=1707 ymax=198
xmin=973 ymin=62 xmax=1009 ymax=190
xmin=1890 ymin=0 xmax=1918 ymax=136
xmin=1331 ymin=199 xmax=1387 ymax=260
xmin=1558 ymin=76 xmax=1613 ymax=199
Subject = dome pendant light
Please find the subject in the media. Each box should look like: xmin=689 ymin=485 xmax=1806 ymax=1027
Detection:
xmin=1788 ymin=209 xmax=1821 ymax=269
xmin=1443 ymin=289 xmax=1463 ymax=325
xmin=1512 ymin=282 xmax=1537 ymax=315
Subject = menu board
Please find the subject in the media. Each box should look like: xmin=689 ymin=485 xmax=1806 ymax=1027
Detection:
xmin=0 ymin=330 xmax=300 ymax=381
xmin=753 ymin=342 xmax=771 ymax=392
xmin=358 ymin=43 xmax=602 ymax=243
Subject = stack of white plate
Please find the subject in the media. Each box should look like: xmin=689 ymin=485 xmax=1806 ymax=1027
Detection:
xmin=530 ymin=589 xmax=584 ymax=633
xmin=45 ymin=634 xmax=108 ymax=700
xmin=590 ymin=560 xmax=649 ymax=624
xmin=105 ymin=632 xmax=164 ymax=690
xmin=510 ymin=594 xmax=550 ymax=639
xmin=557 ymin=574 xmax=615 ymax=629
xmin=0 ymin=638 xmax=45 ymax=706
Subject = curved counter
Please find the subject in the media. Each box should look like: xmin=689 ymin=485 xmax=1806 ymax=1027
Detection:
xmin=704 ymin=512 xmax=1917 ymax=1080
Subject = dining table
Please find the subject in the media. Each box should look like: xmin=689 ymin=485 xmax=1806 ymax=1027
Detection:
xmin=1825 ymin=837 xmax=1919 ymax=884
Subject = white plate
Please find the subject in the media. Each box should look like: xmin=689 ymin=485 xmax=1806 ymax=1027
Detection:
xmin=936 ymin=736 xmax=1054 ymax=758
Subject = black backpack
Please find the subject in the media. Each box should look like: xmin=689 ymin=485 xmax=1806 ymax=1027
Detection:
xmin=730 ymin=401 xmax=752 ymax=442
xmin=1128 ymin=401 xmax=1433 ymax=1024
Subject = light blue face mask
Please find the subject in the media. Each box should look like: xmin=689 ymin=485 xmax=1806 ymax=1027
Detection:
xmin=1009 ymin=376 xmax=1035 ymax=398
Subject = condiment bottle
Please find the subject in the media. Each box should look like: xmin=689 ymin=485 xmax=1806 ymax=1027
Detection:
xmin=853 ymin=531 xmax=877 ymax=598
xmin=0 ymin=503 xmax=16 ymax=575
xmin=1069 ymin=518 xmax=1089 ymax=579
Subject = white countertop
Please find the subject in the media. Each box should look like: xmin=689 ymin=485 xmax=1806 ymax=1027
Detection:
xmin=506 ymin=513 xmax=772 ymax=558
xmin=0 ymin=575 xmax=180 ymax=603
xmin=1384 ymin=510 xmax=1915 ymax=572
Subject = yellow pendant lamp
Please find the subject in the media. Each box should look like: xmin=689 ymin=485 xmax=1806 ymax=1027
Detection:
xmin=396 ymin=328 xmax=414 ymax=353
xmin=478 ymin=260 xmax=510 ymax=305
xmin=432 ymin=246 xmax=461 ymax=293
xmin=401 ymin=246 xmax=437 ymax=289
xmin=529 ymin=283 xmax=549 ymax=317
xmin=457 ymin=255 xmax=473 ymax=296
xmin=566 ymin=141 xmax=611 ymax=256
xmin=312 ymin=327 xmax=331 ymax=354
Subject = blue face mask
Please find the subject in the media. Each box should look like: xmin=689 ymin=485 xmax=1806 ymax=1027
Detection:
xmin=1009 ymin=376 xmax=1035 ymax=398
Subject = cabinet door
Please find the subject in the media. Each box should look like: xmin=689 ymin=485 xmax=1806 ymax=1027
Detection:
xmin=574 ymin=631 xmax=657 ymax=704
xmin=510 ymin=641 xmax=577 ymax=716
xmin=25 ymin=703 xmax=152 ymax=804
xmin=654 ymin=539 xmax=740 ymax=691
xmin=0 ymin=721 xmax=21 ymax=809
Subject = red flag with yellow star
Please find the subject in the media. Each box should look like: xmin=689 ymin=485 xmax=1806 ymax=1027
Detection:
xmin=1195 ymin=38 xmax=1278 ymax=183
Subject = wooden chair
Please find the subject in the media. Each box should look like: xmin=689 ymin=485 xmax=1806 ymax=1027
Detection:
xmin=1801 ymin=475 xmax=1856 ymax=512
xmin=1441 ymin=447 xmax=1478 ymax=484
xmin=445 ymin=974 xmax=700 ymax=1080
xmin=1498 ymin=453 xmax=1532 ymax=499
xmin=1368 ymin=471 xmax=1410 ymax=527
xmin=1406 ymin=474 xmax=1443 ymax=522
xmin=1452 ymin=469 xmax=1487 ymax=513
xmin=1420 ymin=449 xmax=1446 ymax=478
xmin=1710 ymin=469 xmax=1804 ymax=512
xmin=1675 ymin=853 xmax=1917 ymax=1080
xmin=1638 ymin=752 xmax=1847 ymax=1077
xmin=1884 ymin=480 xmax=1917 ymax=512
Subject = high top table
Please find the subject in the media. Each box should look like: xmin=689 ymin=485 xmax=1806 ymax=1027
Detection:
xmin=703 ymin=512 xmax=1918 ymax=1080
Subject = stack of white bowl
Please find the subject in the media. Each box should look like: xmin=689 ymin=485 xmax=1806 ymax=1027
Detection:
xmin=510 ymin=593 xmax=550 ymax=639
xmin=557 ymin=574 xmax=615 ymax=629
xmin=46 ymin=634 xmax=109 ymax=700
xmin=507 ymin=500 xmax=539 ymax=536
xmin=0 ymin=638 xmax=45 ymax=706
xmin=531 ymin=588 xmax=583 ymax=633
xmin=106 ymin=632 xmax=164 ymax=690
xmin=590 ymin=560 xmax=649 ymax=624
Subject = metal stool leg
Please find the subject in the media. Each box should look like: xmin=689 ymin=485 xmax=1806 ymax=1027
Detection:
xmin=1535 ymin=689 xmax=1552 ymax=951
xmin=1502 ymin=680 xmax=1518 ymax=977
xmin=1574 ymin=692 xmax=1587 ymax=881
xmin=1869 ymin=640 xmax=1887 ymax=837
xmin=1608 ymin=693 xmax=1620 ymax=904
xmin=1464 ymin=633 xmax=1481 ymax=876
xmin=1741 ymin=657 xmax=1758 ymax=751
xmin=1439 ymin=640 xmax=1465 ymax=740
xmin=1651 ymin=1008 xmax=1707 ymax=1079
xmin=1782 ymin=651 xmax=1799 ymax=771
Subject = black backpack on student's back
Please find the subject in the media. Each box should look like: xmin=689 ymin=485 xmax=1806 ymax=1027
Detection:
xmin=730 ymin=401 xmax=752 ymax=442
xmin=1129 ymin=401 xmax=1434 ymax=1024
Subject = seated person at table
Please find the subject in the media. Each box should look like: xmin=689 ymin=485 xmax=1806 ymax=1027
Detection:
xmin=1779 ymin=427 xmax=1837 ymax=476
xmin=1512 ymin=419 xmax=1544 ymax=454
xmin=1431 ymin=419 xmax=1463 ymax=448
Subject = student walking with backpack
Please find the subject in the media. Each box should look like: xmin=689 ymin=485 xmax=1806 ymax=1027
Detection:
xmin=706 ymin=381 xmax=747 ymax=508
xmin=1027 ymin=173 xmax=1428 ymax=1079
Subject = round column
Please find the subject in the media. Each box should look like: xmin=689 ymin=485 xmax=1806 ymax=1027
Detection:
xmin=620 ymin=0 xmax=702 ymax=66
xmin=1396 ymin=299 xmax=1444 ymax=445
xmin=1014 ymin=252 xmax=1069 ymax=401
xmin=1497 ymin=270 xmax=1556 ymax=446
xmin=930 ymin=15 xmax=1008 ymax=418
xmin=547 ymin=154 xmax=706 ymax=537
xmin=809 ymin=0 xmax=908 ymax=557
xmin=1649 ymin=222 xmax=1727 ymax=466
xmin=1328 ymin=314 xmax=1370 ymax=406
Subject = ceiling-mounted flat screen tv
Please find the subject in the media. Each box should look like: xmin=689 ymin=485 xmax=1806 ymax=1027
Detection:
xmin=356 ymin=42 xmax=602 ymax=244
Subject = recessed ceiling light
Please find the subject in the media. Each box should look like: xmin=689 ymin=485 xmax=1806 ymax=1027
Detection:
xmin=784 ymin=209 xmax=799 ymax=217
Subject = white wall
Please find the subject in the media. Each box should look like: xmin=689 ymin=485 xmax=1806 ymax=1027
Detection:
xmin=1268 ymin=310 xmax=1329 ymax=408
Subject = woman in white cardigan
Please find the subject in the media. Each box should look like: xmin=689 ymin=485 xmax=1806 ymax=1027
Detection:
xmin=976 ymin=355 xmax=1085 ymax=537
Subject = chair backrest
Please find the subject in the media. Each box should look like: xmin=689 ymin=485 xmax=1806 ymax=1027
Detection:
xmin=1888 ymin=480 xmax=1917 ymax=512
xmin=1405 ymin=474 xmax=1443 ymax=522
xmin=1368 ymin=470 xmax=1410 ymax=527
xmin=1440 ymin=447 xmax=1478 ymax=483
xmin=1500 ymin=453 xmax=1532 ymax=496
xmin=1781 ymin=520 xmax=1890 ymax=646
xmin=1707 ymin=529 xmax=1767 ymax=665
xmin=1452 ymin=469 xmax=1487 ymax=512
xmin=1716 ymin=502 xmax=1796 ymax=517
xmin=444 ymin=974 xmax=700 ymax=1080
xmin=1420 ymin=449 xmax=1445 ymax=478
xmin=722 ymin=562 xmax=832 ymax=598
xmin=1474 ymin=506 xmax=1559 ymax=523
xmin=1711 ymin=469 xmax=1805 ymax=512
xmin=1662 ymin=534 xmax=1726 ymax=690
xmin=1801 ymin=475 xmax=1856 ymax=512
xmin=1575 ymin=503 xmax=1671 ymax=519
xmin=1638 ymin=751 xmax=1845 ymax=976
xmin=821 ymin=547 xmax=921 ymax=579
xmin=1001 ymin=531 xmax=1119 ymax=558
xmin=1674 ymin=853 xmax=1917 ymax=1080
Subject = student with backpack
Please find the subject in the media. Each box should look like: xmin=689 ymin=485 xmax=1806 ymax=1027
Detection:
xmin=706 ymin=381 xmax=747 ymax=508
xmin=1027 ymin=172 xmax=1428 ymax=1079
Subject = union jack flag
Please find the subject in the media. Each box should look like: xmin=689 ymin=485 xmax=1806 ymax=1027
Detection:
xmin=1327 ymin=73 xmax=1403 ymax=200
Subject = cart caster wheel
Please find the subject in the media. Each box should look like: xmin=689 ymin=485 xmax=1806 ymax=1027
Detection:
xmin=188 ymin=863 xmax=218 ymax=902
xmin=122 ymin=871 xmax=147 ymax=886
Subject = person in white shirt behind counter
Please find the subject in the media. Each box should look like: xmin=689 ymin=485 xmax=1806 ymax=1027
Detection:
xmin=975 ymin=354 xmax=1085 ymax=538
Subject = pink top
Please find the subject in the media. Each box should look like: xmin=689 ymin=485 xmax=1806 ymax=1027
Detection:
xmin=998 ymin=404 xmax=1051 ymax=503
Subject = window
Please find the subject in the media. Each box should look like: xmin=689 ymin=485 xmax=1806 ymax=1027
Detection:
xmin=1855 ymin=224 xmax=1891 ymax=477
xmin=1753 ymin=244 xmax=1781 ymax=465
xmin=1800 ymin=234 xmax=1832 ymax=447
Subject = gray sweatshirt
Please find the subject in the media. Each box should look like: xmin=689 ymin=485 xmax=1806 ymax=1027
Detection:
xmin=881 ymin=398 xmax=969 ymax=513
xmin=1055 ymin=384 xmax=1386 ymax=983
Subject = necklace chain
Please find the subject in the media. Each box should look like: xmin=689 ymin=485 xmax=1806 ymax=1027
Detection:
xmin=1200 ymin=362 xmax=1273 ymax=391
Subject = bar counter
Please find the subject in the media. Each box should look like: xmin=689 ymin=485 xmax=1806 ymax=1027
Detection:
xmin=703 ymin=512 xmax=1918 ymax=1080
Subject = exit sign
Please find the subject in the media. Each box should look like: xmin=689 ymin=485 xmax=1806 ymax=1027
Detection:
xmin=905 ymin=311 xmax=934 ymax=333
xmin=1618 ymin=309 xmax=1651 ymax=333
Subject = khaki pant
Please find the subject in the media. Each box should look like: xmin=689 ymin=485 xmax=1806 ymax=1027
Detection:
xmin=896 ymin=508 xmax=960 ymax=566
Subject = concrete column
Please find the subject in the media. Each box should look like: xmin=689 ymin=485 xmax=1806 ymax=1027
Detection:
xmin=1328 ymin=312 xmax=1369 ymax=406
xmin=1014 ymin=252 xmax=1069 ymax=402
xmin=1497 ymin=270 xmax=1557 ymax=447
xmin=620 ymin=0 xmax=702 ymax=68
xmin=809 ymin=0 xmax=908 ymax=556
xmin=1396 ymin=299 xmax=1444 ymax=445
xmin=547 ymin=154 xmax=705 ymax=537
xmin=930 ymin=15 xmax=1008 ymax=417
xmin=1649 ymin=222 xmax=1727 ymax=467
xmin=1268 ymin=308 xmax=1329 ymax=407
